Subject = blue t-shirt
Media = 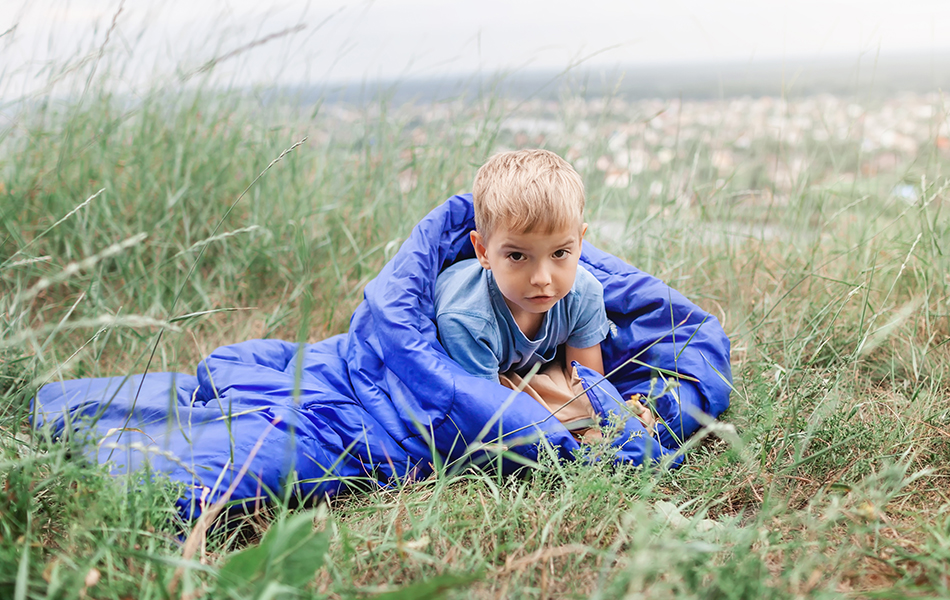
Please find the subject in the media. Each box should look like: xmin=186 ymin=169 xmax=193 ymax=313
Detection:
xmin=434 ymin=258 xmax=611 ymax=382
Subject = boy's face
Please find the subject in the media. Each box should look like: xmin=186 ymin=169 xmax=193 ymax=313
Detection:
xmin=470 ymin=222 xmax=587 ymax=320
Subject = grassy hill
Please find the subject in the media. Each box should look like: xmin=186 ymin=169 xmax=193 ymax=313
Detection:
xmin=1 ymin=48 xmax=949 ymax=598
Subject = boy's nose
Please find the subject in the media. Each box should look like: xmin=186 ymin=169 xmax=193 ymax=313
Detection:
xmin=530 ymin=265 xmax=552 ymax=287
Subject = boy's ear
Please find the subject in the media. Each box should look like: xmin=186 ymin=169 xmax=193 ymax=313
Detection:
xmin=470 ymin=230 xmax=491 ymax=270
xmin=581 ymin=222 xmax=588 ymax=238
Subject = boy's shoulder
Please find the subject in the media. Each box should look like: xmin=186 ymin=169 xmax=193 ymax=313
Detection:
xmin=434 ymin=258 xmax=494 ymax=323
xmin=568 ymin=264 xmax=604 ymax=303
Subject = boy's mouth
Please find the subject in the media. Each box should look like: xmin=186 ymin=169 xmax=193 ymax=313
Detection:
xmin=526 ymin=295 xmax=554 ymax=304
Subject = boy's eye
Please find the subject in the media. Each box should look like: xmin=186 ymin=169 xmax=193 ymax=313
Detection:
xmin=507 ymin=252 xmax=526 ymax=261
xmin=553 ymin=249 xmax=569 ymax=259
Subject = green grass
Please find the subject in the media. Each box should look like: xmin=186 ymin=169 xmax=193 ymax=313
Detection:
xmin=2 ymin=48 xmax=950 ymax=599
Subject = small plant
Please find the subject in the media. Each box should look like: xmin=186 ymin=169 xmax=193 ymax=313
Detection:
xmin=215 ymin=509 xmax=331 ymax=599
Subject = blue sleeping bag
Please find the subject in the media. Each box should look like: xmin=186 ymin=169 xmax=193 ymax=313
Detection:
xmin=33 ymin=194 xmax=732 ymax=518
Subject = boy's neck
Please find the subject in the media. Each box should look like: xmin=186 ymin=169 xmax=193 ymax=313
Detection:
xmin=504 ymin=298 xmax=546 ymax=340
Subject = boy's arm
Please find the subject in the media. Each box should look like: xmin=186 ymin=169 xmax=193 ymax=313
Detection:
xmin=565 ymin=266 xmax=609 ymax=376
xmin=437 ymin=313 xmax=501 ymax=382
xmin=565 ymin=342 xmax=604 ymax=376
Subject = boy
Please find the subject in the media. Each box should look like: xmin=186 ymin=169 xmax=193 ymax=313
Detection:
xmin=435 ymin=149 xmax=612 ymax=429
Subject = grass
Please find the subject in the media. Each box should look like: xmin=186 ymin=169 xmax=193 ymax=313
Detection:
xmin=2 ymin=38 xmax=950 ymax=599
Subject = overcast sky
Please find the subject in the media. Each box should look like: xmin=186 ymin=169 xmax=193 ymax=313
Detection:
xmin=2 ymin=0 xmax=950 ymax=91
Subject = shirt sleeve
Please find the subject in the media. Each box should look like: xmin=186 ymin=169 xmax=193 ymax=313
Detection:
xmin=436 ymin=312 xmax=501 ymax=383
xmin=566 ymin=267 xmax=611 ymax=349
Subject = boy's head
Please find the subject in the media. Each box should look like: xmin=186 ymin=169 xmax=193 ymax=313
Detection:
xmin=472 ymin=149 xmax=585 ymax=240
xmin=469 ymin=149 xmax=589 ymax=324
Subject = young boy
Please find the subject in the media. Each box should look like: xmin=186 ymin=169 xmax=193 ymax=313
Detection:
xmin=435 ymin=149 xmax=611 ymax=428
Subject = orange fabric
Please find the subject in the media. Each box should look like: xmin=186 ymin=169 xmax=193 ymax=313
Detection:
xmin=498 ymin=360 xmax=658 ymax=442
xmin=499 ymin=360 xmax=602 ymax=441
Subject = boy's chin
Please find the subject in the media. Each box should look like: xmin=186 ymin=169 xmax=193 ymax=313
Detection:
xmin=520 ymin=297 xmax=558 ymax=312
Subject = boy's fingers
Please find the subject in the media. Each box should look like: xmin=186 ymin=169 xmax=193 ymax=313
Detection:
xmin=626 ymin=394 xmax=646 ymax=414
xmin=626 ymin=394 xmax=656 ymax=430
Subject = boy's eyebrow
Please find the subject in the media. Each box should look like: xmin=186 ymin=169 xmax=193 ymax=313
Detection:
xmin=545 ymin=234 xmax=580 ymax=248
xmin=554 ymin=235 xmax=579 ymax=247
xmin=498 ymin=235 xmax=579 ymax=252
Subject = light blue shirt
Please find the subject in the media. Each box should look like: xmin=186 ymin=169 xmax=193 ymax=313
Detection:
xmin=434 ymin=259 xmax=610 ymax=382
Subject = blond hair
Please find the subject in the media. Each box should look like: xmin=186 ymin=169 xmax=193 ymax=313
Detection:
xmin=472 ymin=149 xmax=585 ymax=239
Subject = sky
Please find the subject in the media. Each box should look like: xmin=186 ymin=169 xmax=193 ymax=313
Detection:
xmin=2 ymin=0 xmax=949 ymax=92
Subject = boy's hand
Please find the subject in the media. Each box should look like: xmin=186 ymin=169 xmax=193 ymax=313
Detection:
xmin=627 ymin=393 xmax=656 ymax=432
